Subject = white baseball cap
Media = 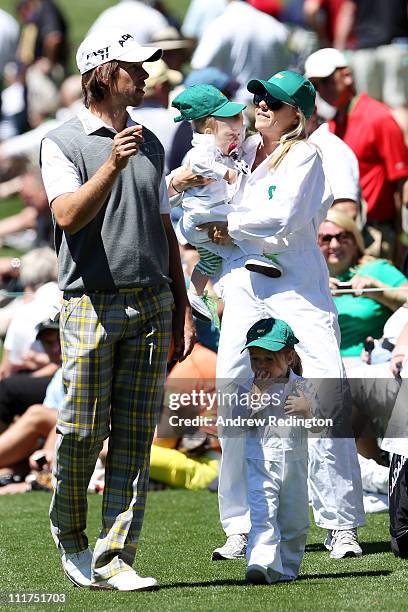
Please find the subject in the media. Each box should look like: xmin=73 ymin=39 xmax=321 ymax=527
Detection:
xmin=76 ymin=30 xmax=162 ymax=75
xmin=304 ymin=48 xmax=348 ymax=80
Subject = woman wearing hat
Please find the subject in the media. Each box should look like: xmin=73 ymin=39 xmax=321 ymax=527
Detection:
xmin=319 ymin=209 xmax=408 ymax=359
xmin=210 ymin=70 xmax=366 ymax=563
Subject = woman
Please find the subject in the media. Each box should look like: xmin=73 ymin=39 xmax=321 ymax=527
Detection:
xmin=319 ymin=209 xmax=408 ymax=358
xmin=204 ymin=71 xmax=365 ymax=568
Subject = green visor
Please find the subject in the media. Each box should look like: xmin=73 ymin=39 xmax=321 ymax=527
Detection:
xmin=241 ymin=318 xmax=299 ymax=353
xmin=172 ymin=83 xmax=246 ymax=123
xmin=247 ymin=70 xmax=315 ymax=119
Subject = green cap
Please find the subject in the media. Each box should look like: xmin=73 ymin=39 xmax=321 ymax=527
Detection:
xmin=172 ymin=84 xmax=246 ymax=123
xmin=242 ymin=318 xmax=299 ymax=353
xmin=247 ymin=70 xmax=315 ymax=119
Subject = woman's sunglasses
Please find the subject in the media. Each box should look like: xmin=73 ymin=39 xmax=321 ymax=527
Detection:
xmin=318 ymin=231 xmax=352 ymax=245
xmin=253 ymin=92 xmax=286 ymax=111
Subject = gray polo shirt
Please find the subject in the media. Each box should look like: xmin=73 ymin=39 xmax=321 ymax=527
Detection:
xmin=41 ymin=110 xmax=171 ymax=291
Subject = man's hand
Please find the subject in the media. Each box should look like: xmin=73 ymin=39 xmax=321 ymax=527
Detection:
xmin=110 ymin=126 xmax=144 ymax=170
xmin=169 ymin=165 xmax=213 ymax=195
xmin=172 ymin=306 xmax=196 ymax=361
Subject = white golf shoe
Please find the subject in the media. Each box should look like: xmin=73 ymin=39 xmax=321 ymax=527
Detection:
xmin=61 ymin=548 xmax=93 ymax=587
xmin=326 ymin=528 xmax=363 ymax=559
xmin=91 ymin=567 xmax=158 ymax=591
xmin=212 ymin=534 xmax=248 ymax=560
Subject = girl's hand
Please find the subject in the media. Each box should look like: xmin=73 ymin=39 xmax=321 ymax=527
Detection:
xmin=284 ymin=392 xmax=312 ymax=418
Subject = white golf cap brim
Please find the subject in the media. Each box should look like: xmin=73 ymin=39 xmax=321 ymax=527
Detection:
xmin=76 ymin=30 xmax=162 ymax=75
xmin=304 ymin=48 xmax=348 ymax=79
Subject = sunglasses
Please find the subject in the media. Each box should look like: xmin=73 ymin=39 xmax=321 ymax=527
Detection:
xmin=253 ymin=92 xmax=286 ymax=111
xmin=318 ymin=231 xmax=352 ymax=245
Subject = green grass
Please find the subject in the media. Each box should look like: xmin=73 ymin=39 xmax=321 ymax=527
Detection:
xmin=0 ymin=490 xmax=406 ymax=611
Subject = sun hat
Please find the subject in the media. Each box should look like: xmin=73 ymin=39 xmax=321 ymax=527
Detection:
xmin=76 ymin=30 xmax=162 ymax=75
xmin=143 ymin=59 xmax=182 ymax=96
xmin=247 ymin=70 xmax=316 ymax=119
xmin=242 ymin=318 xmax=299 ymax=353
xmin=35 ymin=318 xmax=60 ymax=340
xmin=172 ymin=84 xmax=246 ymax=123
xmin=304 ymin=48 xmax=348 ymax=80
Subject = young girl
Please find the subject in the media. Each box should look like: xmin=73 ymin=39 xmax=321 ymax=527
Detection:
xmin=242 ymin=317 xmax=321 ymax=584
xmin=170 ymin=84 xmax=282 ymax=321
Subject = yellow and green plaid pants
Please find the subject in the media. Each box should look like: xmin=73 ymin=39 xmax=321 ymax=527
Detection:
xmin=50 ymin=285 xmax=173 ymax=581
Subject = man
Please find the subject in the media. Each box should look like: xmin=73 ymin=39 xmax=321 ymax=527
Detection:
xmin=190 ymin=0 xmax=291 ymax=104
xmin=88 ymin=0 xmax=168 ymax=45
xmin=333 ymin=0 xmax=408 ymax=140
xmin=304 ymin=47 xmax=408 ymax=260
xmin=307 ymin=108 xmax=360 ymax=220
xmin=16 ymin=0 xmax=69 ymax=73
xmin=40 ymin=30 xmax=195 ymax=591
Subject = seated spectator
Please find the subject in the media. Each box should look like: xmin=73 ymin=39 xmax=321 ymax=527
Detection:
xmin=0 ymin=318 xmax=61 ymax=489
xmin=347 ymin=307 xmax=408 ymax=458
xmin=0 ymin=168 xmax=53 ymax=251
xmin=319 ymin=209 xmax=408 ymax=358
xmin=0 ymin=245 xmax=60 ymax=341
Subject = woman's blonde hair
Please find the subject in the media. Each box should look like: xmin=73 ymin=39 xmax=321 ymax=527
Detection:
xmin=268 ymin=109 xmax=307 ymax=170
xmin=324 ymin=208 xmax=366 ymax=256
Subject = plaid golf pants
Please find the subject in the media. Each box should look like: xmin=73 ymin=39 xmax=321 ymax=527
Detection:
xmin=50 ymin=285 xmax=173 ymax=580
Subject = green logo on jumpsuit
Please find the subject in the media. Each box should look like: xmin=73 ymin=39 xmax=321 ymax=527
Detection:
xmin=268 ymin=185 xmax=276 ymax=199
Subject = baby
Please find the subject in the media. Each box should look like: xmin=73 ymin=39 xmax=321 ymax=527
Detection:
xmin=171 ymin=84 xmax=282 ymax=321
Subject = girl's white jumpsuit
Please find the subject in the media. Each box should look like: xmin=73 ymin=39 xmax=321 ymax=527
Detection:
xmin=216 ymin=136 xmax=365 ymax=537
xmin=245 ymin=371 xmax=316 ymax=582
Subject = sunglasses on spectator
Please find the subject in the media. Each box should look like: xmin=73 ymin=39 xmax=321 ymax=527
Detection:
xmin=318 ymin=231 xmax=353 ymax=245
xmin=253 ymin=92 xmax=289 ymax=111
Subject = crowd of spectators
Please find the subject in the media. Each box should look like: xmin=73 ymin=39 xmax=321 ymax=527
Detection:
xmin=0 ymin=0 xmax=407 ymax=538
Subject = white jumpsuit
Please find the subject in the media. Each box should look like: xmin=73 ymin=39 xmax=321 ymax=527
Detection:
xmin=246 ymin=371 xmax=314 ymax=582
xmin=216 ymin=136 xmax=365 ymax=536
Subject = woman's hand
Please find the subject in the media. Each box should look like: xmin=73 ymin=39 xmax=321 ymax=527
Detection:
xmin=169 ymin=165 xmax=213 ymax=195
xmin=349 ymin=274 xmax=380 ymax=296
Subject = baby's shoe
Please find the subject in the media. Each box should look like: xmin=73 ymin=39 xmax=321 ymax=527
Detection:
xmin=245 ymin=257 xmax=283 ymax=278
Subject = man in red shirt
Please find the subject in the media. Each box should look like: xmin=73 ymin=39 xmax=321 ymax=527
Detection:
xmin=305 ymin=47 xmax=408 ymax=260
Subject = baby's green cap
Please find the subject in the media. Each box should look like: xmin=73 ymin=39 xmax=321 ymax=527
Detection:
xmin=172 ymin=84 xmax=246 ymax=123
xmin=242 ymin=317 xmax=299 ymax=353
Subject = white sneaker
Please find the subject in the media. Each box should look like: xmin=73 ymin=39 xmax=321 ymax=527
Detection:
xmin=187 ymin=290 xmax=212 ymax=321
xmin=246 ymin=564 xmax=271 ymax=584
xmin=245 ymin=258 xmax=283 ymax=278
xmin=91 ymin=567 xmax=158 ymax=591
xmin=328 ymin=528 xmax=363 ymax=559
xmin=61 ymin=548 xmax=93 ymax=587
xmin=212 ymin=534 xmax=247 ymax=560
